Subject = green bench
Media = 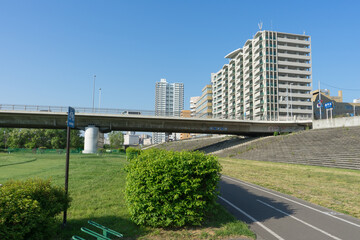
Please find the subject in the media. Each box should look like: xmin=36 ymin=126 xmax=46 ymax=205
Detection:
xmin=72 ymin=220 xmax=123 ymax=240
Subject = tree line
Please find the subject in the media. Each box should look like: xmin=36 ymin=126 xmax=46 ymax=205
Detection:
xmin=0 ymin=128 xmax=84 ymax=149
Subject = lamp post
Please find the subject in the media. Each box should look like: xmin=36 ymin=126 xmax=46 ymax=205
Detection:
xmin=286 ymin=85 xmax=289 ymax=120
xmin=98 ymin=88 xmax=102 ymax=109
xmin=290 ymin=83 xmax=293 ymax=119
xmin=92 ymin=75 xmax=96 ymax=111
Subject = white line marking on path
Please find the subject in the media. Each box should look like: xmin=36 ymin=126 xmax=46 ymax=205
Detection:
xmin=257 ymin=199 xmax=342 ymax=240
xmin=218 ymin=196 xmax=285 ymax=240
xmin=222 ymin=175 xmax=360 ymax=228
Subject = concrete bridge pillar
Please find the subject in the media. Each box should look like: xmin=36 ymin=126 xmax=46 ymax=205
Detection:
xmin=83 ymin=125 xmax=99 ymax=154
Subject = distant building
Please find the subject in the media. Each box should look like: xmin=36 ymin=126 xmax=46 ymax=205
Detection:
xmin=180 ymin=110 xmax=192 ymax=140
xmin=195 ymin=84 xmax=212 ymax=118
xmin=153 ymin=78 xmax=184 ymax=144
xmin=190 ymin=96 xmax=200 ymax=117
xmin=124 ymin=134 xmax=139 ymax=146
xmin=312 ymin=90 xmax=360 ymax=118
xmin=140 ymin=134 xmax=152 ymax=145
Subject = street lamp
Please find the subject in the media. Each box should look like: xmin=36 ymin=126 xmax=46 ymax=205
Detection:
xmin=290 ymin=83 xmax=293 ymax=119
xmin=92 ymin=75 xmax=96 ymax=111
xmin=98 ymin=88 xmax=102 ymax=109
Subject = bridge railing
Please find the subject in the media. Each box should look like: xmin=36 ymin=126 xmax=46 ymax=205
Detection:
xmin=0 ymin=104 xmax=312 ymax=121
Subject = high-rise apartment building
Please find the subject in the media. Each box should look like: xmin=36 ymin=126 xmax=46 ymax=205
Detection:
xmin=190 ymin=96 xmax=200 ymax=117
xmin=212 ymin=30 xmax=312 ymax=121
xmin=195 ymin=84 xmax=213 ymax=118
xmin=153 ymin=78 xmax=184 ymax=143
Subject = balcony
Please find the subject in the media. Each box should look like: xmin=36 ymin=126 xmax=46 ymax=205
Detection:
xmin=278 ymin=76 xmax=312 ymax=83
xmin=277 ymin=60 xmax=311 ymax=68
xmin=278 ymin=68 xmax=312 ymax=75
xmin=278 ymin=92 xmax=312 ymax=99
xmin=279 ymin=108 xmax=312 ymax=114
xmin=278 ymin=84 xmax=312 ymax=91
xmin=254 ymin=68 xmax=262 ymax=76
xmin=279 ymin=100 xmax=312 ymax=107
xmin=277 ymin=36 xmax=310 ymax=45
xmin=277 ymin=45 xmax=311 ymax=53
xmin=277 ymin=53 xmax=311 ymax=60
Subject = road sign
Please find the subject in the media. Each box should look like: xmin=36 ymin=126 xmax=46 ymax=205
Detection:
xmin=67 ymin=107 xmax=75 ymax=128
xmin=324 ymin=102 xmax=333 ymax=109
xmin=317 ymin=103 xmax=321 ymax=108
xmin=64 ymin=106 xmax=75 ymax=226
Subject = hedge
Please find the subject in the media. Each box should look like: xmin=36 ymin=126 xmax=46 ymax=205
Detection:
xmin=0 ymin=178 xmax=71 ymax=240
xmin=125 ymin=149 xmax=222 ymax=227
xmin=126 ymin=147 xmax=141 ymax=160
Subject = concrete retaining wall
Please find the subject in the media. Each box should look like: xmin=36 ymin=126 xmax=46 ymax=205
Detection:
xmin=313 ymin=116 xmax=360 ymax=129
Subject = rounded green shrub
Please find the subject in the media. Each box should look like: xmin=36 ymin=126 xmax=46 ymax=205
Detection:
xmin=125 ymin=149 xmax=222 ymax=227
xmin=0 ymin=178 xmax=71 ymax=240
xmin=126 ymin=147 xmax=141 ymax=160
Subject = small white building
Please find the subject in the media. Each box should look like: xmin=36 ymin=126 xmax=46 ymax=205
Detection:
xmin=124 ymin=135 xmax=139 ymax=146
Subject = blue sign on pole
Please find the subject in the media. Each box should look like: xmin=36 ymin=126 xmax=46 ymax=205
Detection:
xmin=67 ymin=107 xmax=75 ymax=128
xmin=324 ymin=102 xmax=333 ymax=109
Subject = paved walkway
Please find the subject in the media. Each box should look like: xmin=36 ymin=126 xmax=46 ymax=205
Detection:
xmin=219 ymin=175 xmax=360 ymax=240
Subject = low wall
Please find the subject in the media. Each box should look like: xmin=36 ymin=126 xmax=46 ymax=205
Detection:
xmin=313 ymin=116 xmax=360 ymax=129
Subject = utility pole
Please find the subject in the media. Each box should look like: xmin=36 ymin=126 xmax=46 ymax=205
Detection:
xmin=290 ymin=83 xmax=293 ymax=119
xmin=92 ymin=75 xmax=96 ymax=111
xmin=354 ymin=105 xmax=356 ymax=117
xmin=319 ymin=81 xmax=322 ymax=120
xmin=98 ymin=88 xmax=102 ymax=109
xmin=286 ymin=85 xmax=289 ymax=120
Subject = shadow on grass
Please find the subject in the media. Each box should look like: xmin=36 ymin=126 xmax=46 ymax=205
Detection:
xmin=0 ymin=158 xmax=37 ymax=167
xmin=59 ymin=215 xmax=149 ymax=240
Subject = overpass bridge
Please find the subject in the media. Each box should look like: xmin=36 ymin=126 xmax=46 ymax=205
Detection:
xmin=0 ymin=104 xmax=312 ymax=153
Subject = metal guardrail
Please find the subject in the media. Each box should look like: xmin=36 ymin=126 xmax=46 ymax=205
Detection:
xmin=0 ymin=104 xmax=312 ymax=121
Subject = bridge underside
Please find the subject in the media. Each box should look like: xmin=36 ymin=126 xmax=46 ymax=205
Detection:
xmin=0 ymin=111 xmax=311 ymax=135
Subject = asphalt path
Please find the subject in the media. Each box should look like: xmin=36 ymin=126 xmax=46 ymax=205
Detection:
xmin=218 ymin=175 xmax=360 ymax=240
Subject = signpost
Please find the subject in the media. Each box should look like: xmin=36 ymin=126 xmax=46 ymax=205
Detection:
xmin=63 ymin=107 xmax=75 ymax=226
xmin=324 ymin=102 xmax=333 ymax=120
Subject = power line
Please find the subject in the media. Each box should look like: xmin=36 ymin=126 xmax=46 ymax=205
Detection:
xmin=321 ymin=82 xmax=360 ymax=91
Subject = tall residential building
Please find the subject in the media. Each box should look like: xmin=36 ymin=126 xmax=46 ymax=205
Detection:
xmin=190 ymin=96 xmax=200 ymax=117
xmin=212 ymin=30 xmax=312 ymax=121
xmin=195 ymin=84 xmax=213 ymax=118
xmin=153 ymin=78 xmax=184 ymax=143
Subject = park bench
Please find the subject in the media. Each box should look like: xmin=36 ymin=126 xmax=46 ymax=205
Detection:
xmin=72 ymin=220 xmax=123 ymax=240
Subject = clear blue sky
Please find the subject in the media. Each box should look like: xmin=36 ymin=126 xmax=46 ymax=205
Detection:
xmin=1 ymin=0 xmax=360 ymax=110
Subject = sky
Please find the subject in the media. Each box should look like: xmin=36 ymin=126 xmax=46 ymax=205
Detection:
xmin=1 ymin=0 xmax=360 ymax=111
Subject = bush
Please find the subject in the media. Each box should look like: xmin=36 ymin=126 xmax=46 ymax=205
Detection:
xmin=125 ymin=149 xmax=222 ymax=227
xmin=126 ymin=147 xmax=141 ymax=160
xmin=273 ymin=131 xmax=279 ymax=136
xmin=0 ymin=178 xmax=71 ymax=240
xmin=98 ymin=148 xmax=105 ymax=154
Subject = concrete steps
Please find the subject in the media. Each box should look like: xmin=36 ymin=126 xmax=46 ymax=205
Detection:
xmin=215 ymin=126 xmax=360 ymax=170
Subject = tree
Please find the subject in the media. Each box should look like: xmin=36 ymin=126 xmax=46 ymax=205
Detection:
xmin=109 ymin=131 xmax=124 ymax=149
xmin=3 ymin=128 xmax=84 ymax=149
xmin=70 ymin=130 xmax=84 ymax=149
xmin=0 ymin=128 xmax=12 ymax=149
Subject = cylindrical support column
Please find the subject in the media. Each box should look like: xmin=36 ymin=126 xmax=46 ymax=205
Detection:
xmin=83 ymin=125 xmax=99 ymax=154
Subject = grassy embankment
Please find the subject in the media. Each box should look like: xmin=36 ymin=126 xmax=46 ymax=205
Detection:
xmin=220 ymin=157 xmax=360 ymax=219
xmin=0 ymin=153 xmax=255 ymax=240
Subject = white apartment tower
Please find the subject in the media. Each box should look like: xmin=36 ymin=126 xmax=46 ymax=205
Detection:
xmin=153 ymin=78 xmax=184 ymax=143
xmin=190 ymin=96 xmax=200 ymax=117
xmin=212 ymin=30 xmax=312 ymax=121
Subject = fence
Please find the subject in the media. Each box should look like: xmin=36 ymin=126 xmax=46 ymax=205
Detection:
xmin=0 ymin=104 xmax=313 ymax=121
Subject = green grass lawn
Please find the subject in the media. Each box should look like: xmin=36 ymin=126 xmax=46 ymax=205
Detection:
xmin=220 ymin=158 xmax=360 ymax=219
xmin=0 ymin=152 xmax=254 ymax=240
